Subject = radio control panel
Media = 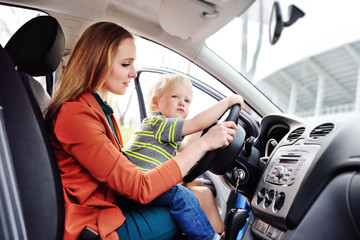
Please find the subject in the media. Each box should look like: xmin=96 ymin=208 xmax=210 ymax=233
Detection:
xmin=251 ymin=144 xmax=320 ymax=233
xmin=265 ymin=151 xmax=308 ymax=186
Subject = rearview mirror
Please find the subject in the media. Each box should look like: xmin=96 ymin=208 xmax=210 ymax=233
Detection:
xmin=269 ymin=1 xmax=305 ymax=45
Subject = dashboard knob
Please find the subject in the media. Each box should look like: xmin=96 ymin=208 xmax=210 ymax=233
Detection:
xmin=274 ymin=192 xmax=286 ymax=211
xmin=264 ymin=190 xmax=274 ymax=207
xmin=274 ymin=166 xmax=286 ymax=178
xmin=257 ymin=188 xmax=266 ymax=204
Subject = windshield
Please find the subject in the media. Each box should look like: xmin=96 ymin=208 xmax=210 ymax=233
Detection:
xmin=206 ymin=0 xmax=360 ymax=120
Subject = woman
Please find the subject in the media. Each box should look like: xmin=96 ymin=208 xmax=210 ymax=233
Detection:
xmin=45 ymin=22 xmax=237 ymax=240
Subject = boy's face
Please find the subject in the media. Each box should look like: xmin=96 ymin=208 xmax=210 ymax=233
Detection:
xmin=154 ymin=83 xmax=192 ymax=119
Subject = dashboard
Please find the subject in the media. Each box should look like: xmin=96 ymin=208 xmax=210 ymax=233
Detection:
xmin=229 ymin=113 xmax=360 ymax=240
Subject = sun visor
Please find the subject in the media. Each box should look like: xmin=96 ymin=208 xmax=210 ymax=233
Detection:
xmin=159 ymin=0 xmax=217 ymax=40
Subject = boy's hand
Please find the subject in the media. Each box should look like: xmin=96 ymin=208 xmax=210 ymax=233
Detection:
xmin=227 ymin=94 xmax=244 ymax=110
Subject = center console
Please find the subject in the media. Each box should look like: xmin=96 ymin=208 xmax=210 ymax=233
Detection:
xmin=250 ymin=144 xmax=320 ymax=239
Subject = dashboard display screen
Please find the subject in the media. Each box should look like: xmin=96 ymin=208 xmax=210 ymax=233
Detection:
xmin=279 ymin=159 xmax=299 ymax=164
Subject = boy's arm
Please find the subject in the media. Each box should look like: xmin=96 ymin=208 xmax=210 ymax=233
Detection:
xmin=182 ymin=94 xmax=244 ymax=136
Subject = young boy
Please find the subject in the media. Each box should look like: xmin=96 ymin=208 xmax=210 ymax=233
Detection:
xmin=123 ymin=74 xmax=244 ymax=239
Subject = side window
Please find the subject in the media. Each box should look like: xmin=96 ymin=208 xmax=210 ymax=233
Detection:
xmin=111 ymin=83 xmax=140 ymax=144
xmin=136 ymin=71 xmax=219 ymax=119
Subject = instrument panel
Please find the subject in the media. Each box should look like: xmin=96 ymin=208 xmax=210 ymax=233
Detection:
xmin=244 ymin=113 xmax=360 ymax=240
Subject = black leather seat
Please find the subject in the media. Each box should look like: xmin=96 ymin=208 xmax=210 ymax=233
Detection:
xmin=0 ymin=15 xmax=65 ymax=240
xmin=5 ymin=15 xmax=65 ymax=115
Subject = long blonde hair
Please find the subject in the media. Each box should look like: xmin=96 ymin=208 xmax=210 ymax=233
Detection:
xmin=45 ymin=22 xmax=134 ymax=131
xmin=147 ymin=74 xmax=193 ymax=115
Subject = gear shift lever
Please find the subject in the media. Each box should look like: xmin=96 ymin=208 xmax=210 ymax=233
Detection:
xmin=225 ymin=208 xmax=249 ymax=240
xmin=225 ymin=169 xmax=250 ymax=240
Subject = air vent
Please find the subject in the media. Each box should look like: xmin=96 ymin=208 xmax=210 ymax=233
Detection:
xmin=287 ymin=127 xmax=305 ymax=141
xmin=309 ymin=123 xmax=335 ymax=140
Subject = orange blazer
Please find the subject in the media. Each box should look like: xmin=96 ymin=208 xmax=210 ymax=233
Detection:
xmin=52 ymin=91 xmax=182 ymax=240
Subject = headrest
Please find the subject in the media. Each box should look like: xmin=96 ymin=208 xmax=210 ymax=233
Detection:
xmin=5 ymin=15 xmax=65 ymax=76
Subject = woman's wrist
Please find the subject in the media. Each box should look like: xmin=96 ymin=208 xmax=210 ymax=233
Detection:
xmin=198 ymin=136 xmax=211 ymax=152
xmin=173 ymin=138 xmax=208 ymax=176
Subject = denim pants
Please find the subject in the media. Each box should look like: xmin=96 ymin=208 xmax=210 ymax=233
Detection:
xmin=150 ymin=184 xmax=216 ymax=240
xmin=116 ymin=185 xmax=216 ymax=240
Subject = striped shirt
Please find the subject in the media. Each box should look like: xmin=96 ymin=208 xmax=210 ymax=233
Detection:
xmin=123 ymin=112 xmax=185 ymax=172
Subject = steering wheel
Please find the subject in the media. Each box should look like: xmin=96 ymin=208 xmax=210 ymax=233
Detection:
xmin=183 ymin=104 xmax=246 ymax=183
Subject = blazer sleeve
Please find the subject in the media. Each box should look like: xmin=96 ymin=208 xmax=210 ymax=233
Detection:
xmin=54 ymin=101 xmax=182 ymax=204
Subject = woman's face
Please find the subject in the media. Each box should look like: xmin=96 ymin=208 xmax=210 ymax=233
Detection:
xmin=105 ymin=38 xmax=137 ymax=95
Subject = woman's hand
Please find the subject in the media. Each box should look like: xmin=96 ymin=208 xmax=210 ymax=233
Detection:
xmin=174 ymin=121 xmax=237 ymax=176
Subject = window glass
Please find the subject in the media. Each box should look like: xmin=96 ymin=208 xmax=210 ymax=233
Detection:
xmin=136 ymin=72 xmax=219 ymax=119
xmin=206 ymin=0 xmax=360 ymax=120
xmin=135 ymin=37 xmax=234 ymax=98
xmin=110 ymin=83 xmax=139 ymax=145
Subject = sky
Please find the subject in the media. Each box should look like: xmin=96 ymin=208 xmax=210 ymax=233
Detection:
xmin=206 ymin=0 xmax=360 ymax=82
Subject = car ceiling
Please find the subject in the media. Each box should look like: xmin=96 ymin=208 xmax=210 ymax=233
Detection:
xmin=2 ymin=0 xmax=254 ymax=58
xmin=2 ymin=0 xmax=280 ymax=116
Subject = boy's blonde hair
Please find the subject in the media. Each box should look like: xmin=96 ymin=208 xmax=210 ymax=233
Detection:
xmin=147 ymin=74 xmax=193 ymax=115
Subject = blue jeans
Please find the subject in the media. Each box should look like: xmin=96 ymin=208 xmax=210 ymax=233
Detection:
xmin=116 ymin=185 xmax=216 ymax=240
xmin=150 ymin=185 xmax=216 ymax=240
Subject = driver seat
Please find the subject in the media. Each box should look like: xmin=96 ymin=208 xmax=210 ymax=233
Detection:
xmin=0 ymin=15 xmax=65 ymax=239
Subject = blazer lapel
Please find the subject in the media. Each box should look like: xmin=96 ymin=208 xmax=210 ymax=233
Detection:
xmin=80 ymin=91 xmax=122 ymax=151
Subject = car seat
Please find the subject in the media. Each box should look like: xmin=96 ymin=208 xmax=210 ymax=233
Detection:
xmin=0 ymin=15 xmax=65 ymax=240
xmin=5 ymin=15 xmax=65 ymax=115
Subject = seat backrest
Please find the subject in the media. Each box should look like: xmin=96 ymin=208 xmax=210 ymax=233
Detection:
xmin=0 ymin=15 xmax=65 ymax=240
xmin=5 ymin=15 xmax=65 ymax=114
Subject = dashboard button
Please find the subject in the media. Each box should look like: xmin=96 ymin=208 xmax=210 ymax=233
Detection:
xmin=271 ymin=228 xmax=285 ymax=240
xmin=253 ymin=219 xmax=269 ymax=234
xmin=259 ymin=221 xmax=269 ymax=233
xmin=266 ymin=226 xmax=276 ymax=238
